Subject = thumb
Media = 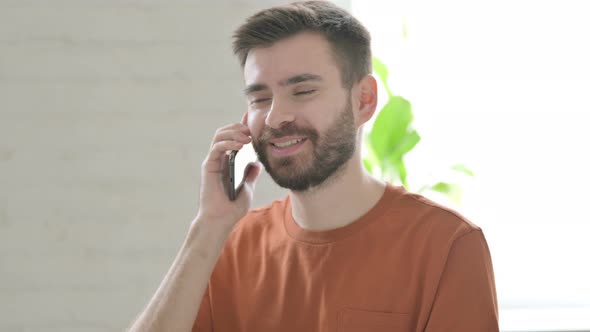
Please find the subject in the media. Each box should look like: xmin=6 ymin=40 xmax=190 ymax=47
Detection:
xmin=235 ymin=162 xmax=262 ymax=201
xmin=243 ymin=162 xmax=262 ymax=188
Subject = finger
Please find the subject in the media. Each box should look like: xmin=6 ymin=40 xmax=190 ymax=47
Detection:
xmin=209 ymin=124 xmax=251 ymax=148
xmin=235 ymin=162 xmax=261 ymax=199
xmin=202 ymin=141 xmax=245 ymax=172
xmin=242 ymin=162 xmax=262 ymax=187
xmin=211 ymin=140 xmax=244 ymax=155
xmin=216 ymin=122 xmax=249 ymax=133
xmin=211 ymin=130 xmax=251 ymax=146
xmin=214 ymin=123 xmax=250 ymax=138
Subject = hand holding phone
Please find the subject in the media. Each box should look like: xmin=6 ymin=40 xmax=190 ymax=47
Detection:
xmin=197 ymin=122 xmax=261 ymax=227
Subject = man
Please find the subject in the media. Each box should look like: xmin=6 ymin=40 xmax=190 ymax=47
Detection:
xmin=128 ymin=1 xmax=499 ymax=331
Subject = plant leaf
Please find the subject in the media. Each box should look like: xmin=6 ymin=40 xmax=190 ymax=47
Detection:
xmin=389 ymin=129 xmax=421 ymax=162
xmin=363 ymin=157 xmax=373 ymax=174
xmin=372 ymin=57 xmax=388 ymax=86
xmin=372 ymin=56 xmax=393 ymax=97
xmin=430 ymin=182 xmax=455 ymax=194
xmin=428 ymin=182 xmax=463 ymax=205
xmin=380 ymin=159 xmax=395 ymax=183
xmin=395 ymin=159 xmax=408 ymax=188
xmin=451 ymin=164 xmax=475 ymax=177
xmin=385 ymin=157 xmax=408 ymax=188
xmin=368 ymin=96 xmax=413 ymax=161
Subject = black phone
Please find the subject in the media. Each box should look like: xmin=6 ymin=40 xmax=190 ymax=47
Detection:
xmin=228 ymin=150 xmax=238 ymax=201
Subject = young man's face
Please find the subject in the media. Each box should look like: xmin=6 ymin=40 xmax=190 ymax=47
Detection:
xmin=243 ymin=32 xmax=358 ymax=191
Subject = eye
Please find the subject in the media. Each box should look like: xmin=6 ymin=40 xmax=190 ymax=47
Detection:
xmin=250 ymin=98 xmax=272 ymax=105
xmin=294 ymin=89 xmax=316 ymax=96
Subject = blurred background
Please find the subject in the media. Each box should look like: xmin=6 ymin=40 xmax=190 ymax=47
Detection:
xmin=0 ymin=0 xmax=588 ymax=331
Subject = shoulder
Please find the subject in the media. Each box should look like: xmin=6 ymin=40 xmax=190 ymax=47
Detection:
xmin=404 ymin=188 xmax=478 ymax=228
xmin=386 ymin=185 xmax=482 ymax=244
xmin=385 ymin=186 xmax=492 ymax=279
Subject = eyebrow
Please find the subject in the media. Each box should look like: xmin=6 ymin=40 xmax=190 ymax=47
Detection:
xmin=243 ymin=73 xmax=323 ymax=95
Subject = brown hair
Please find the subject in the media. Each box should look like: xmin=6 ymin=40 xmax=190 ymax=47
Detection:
xmin=232 ymin=1 xmax=372 ymax=88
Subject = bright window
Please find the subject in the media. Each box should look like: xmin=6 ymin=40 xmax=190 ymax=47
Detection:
xmin=351 ymin=0 xmax=590 ymax=330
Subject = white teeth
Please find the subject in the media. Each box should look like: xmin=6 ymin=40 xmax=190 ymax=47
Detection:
xmin=274 ymin=138 xmax=304 ymax=148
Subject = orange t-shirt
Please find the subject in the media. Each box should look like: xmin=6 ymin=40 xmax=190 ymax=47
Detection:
xmin=193 ymin=184 xmax=499 ymax=331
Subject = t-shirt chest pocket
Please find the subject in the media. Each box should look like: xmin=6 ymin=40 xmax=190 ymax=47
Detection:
xmin=338 ymin=308 xmax=411 ymax=332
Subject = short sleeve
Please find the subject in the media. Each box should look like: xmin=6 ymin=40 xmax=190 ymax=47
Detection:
xmin=425 ymin=230 xmax=499 ymax=331
xmin=192 ymin=284 xmax=213 ymax=332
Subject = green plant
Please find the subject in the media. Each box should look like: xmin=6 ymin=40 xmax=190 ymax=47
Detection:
xmin=363 ymin=57 xmax=474 ymax=205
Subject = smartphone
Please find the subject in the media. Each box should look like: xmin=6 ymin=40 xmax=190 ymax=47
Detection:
xmin=227 ymin=143 xmax=257 ymax=201
xmin=228 ymin=150 xmax=238 ymax=201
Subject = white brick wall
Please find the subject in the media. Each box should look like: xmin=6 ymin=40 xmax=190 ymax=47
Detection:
xmin=0 ymin=1 xmax=351 ymax=330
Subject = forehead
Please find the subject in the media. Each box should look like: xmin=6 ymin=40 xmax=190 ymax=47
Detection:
xmin=243 ymin=32 xmax=341 ymax=86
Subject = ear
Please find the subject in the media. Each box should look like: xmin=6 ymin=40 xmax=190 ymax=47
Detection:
xmin=354 ymin=74 xmax=378 ymax=126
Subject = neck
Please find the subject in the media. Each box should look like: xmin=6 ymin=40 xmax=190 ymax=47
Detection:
xmin=288 ymin=153 xmax=386 ymax=231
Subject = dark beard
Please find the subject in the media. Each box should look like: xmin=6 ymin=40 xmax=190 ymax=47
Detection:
xmin=252 ymin=98 xmax=356 ymax=191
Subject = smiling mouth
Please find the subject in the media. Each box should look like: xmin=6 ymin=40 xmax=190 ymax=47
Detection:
xmin=268 ymin=138 xmax=308 ymax=157
xmin=271 ymin=138 xmax=307 ymax=148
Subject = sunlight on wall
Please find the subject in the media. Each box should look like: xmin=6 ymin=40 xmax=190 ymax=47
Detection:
xmin=352 ymin=0 xmax=590 ymax=330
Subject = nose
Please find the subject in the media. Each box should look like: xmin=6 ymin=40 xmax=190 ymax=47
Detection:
xmin=265 ymin=98 xmax=295 ymax=129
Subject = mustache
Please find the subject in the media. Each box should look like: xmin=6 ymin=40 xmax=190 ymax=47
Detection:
xmin=258 ymin=123 xmax=318 ymax=142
